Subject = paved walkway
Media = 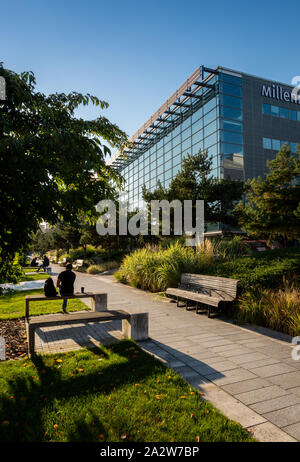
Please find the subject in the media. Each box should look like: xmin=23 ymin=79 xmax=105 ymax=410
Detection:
xmin=34 ymin=264 xmax=300 ymax=442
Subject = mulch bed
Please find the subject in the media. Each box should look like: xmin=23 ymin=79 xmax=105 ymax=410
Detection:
xmin=0 ymin=318 xmax=28 ymax=360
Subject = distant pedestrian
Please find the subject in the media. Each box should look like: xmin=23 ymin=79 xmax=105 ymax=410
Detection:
xmin=56 ymin=263 xmax=76 ymax=313
xmin=37 ymin=255 xmax=50 ymax=272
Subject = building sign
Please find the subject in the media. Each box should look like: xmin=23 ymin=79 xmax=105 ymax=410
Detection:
xmin=261 ymin=84 xmax=300 ymax=105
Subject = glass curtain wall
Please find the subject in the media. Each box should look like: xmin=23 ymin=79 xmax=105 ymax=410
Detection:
xmin=219 ymin=73 xmax=244 ymax=181
xmin=119 ymin=72 xmax=244 ymax=212
xmin=120 ymin=74 xmax=221 ymax=211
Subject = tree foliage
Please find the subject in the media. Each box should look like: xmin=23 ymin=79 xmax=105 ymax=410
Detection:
xmin=142 ymin=150 xmax=244 ymax=232
xmin=234 ymin=145 xmax=300 ymax=243
xmin=0 ymin=64 xmax=127 ymax=281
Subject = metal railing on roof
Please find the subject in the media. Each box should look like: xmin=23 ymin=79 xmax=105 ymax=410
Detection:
xmin=107 ymin=66 xmax=217 ymax=168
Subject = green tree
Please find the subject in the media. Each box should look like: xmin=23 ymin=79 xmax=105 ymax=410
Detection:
xmin=142 ymin=150 xmax=244 ymax=233
xmin=30 ymin=229 xmax=53 ymax=255
xmin=234 ymin=144 xmax=300 ymax=244
xmin=0 ymin=64 xmax=127 ymax=282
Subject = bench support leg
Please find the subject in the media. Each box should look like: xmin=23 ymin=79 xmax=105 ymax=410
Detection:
xmin=26 ymin=322 xmax=35 ymax=358
xmin=122 ymin=313 xmax=149 ymax=341
xmin=91 ymin=294 xmax=107 ymax=312
xmin=25 ymin=299 xmax=30 ymax=319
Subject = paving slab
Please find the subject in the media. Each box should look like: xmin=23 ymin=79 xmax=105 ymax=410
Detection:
xmin=193 ymin=360 xmax=239 ymax=376
xmin=202 ymin=388 xmax=266 ymax=428
xmin=206 ymin=368 xmax=258 ymax=386
xmin=241 ymin=358 xmax=281 ymax=370
xmin=268 ymin=371 xmax=300 ymax=389
xmin=288 ymin=386 xmax=300 ymax=397
xmin=249 ymin=422 xmax=297 ymax=442
xmin=263 ymin=404 xmax=300 ymax=428
xmin=221 ymin=377 xmax=273 ymax=395
xmin=282 ymin=422 xmax=300 ymax=440
xmin=229 ymin=352 xmax=270 ymax=365
xmin=250 ymin=394 xmax=300 ymax=414
xmin=250 ymin=363 xmax=297 ymax=378
xmin=234 ymin=385 xmax=288 ymax=405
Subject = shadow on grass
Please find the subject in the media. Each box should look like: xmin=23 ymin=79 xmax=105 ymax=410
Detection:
xmin=0 ymin=340 xmax=164 ymax=442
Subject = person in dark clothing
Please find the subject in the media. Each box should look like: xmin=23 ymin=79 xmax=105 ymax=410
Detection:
xmin=31 ymin=257 xmax=38 ymax=267
xmin=56 ymin=263 xmax=76 ymax=313
xmin=37 ymin=255 xmax=50 ymax=272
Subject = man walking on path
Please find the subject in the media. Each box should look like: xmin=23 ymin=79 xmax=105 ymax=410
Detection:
xmin=56 ymin=263 xmax=76 ymax=313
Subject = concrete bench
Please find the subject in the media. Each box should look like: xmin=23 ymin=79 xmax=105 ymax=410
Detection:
xmin=24 ymin=293 xmax=148 ymax=357
xmin=25 ymin=292 xmax=108 ymax=318
xmin=166 ymin=273 xmax=239 ymax=317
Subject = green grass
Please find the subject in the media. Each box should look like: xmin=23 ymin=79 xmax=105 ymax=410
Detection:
xmin=0 ymin=340 xmax=255 ymax=442
xmin=0 ymin=289 xmax=89 ymax=319
xmin=21 ymin=272 xmax=50 ymax=281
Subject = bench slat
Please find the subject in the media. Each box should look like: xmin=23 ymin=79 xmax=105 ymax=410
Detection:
xmin=166 ymin=288 xmax=221 ymax=307
xmin=27 ymin=309 xmax=130 ymax=327
xmin=181 ymin=273 xmax=238 ymax=299
xmin=25 ymin=292 xmax=100 ymax=301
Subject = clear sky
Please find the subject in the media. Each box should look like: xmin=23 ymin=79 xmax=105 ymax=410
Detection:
xmin=2 ymin=0 xmax=300 ymax=153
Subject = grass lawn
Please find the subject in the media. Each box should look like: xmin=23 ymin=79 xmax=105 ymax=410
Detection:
xmin=22 ymin=267 xmax=41 ymax=272
xmin=0 ymin=340 xmax=255 ymax=442
xmin=0 ymin=289 xmax=89 ymax=320
xmin=21 ymin=272 xmax=50 ymax=281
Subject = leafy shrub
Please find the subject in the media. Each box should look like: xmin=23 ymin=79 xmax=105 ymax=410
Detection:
xmin=213 ymin=236 xmax=252 ymax=259
xmin=115 ymin=243 xmax=300 ymax=294
xmin=203 ymin=247 xmax=300 ymax=292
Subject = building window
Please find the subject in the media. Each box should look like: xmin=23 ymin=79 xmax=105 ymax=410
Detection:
xmin=222 ymin=94 xmax=242 ymax=109
xmin=223 ymin=143 xmax=243 ymax=155
xmin=272 ymin=139 xmax=281 ymax=151
xmin=262 ymin=103 xmax=271 ymax=115
xmin=263 ymin=138 xmax=299 ymax=151
xmin=222 ymin=106 xmax=243 ymax=121
xmin=223 ymin=119 xmax=243 ymax=133
xmin=280 ymin=107 xmax=289 ymax=119
xmin=220 ymin=73 xmax=242 ymax=86
xmin=262 ymin=103 xmax=300 ymax=122
xmin=223 ymin=131 xmax=243 ymax=145
xmin=271 ymin=105 xmax=279 ymax=117
xmin=222 ymin=83 xmax=242 ymax=97
xmin=263 ymin=137 xmax=272 ymax=149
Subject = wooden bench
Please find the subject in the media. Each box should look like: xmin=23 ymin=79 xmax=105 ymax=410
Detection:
xmin=73 ymin=259 xmax=84 ymax=270
xmin=166 ymin=273 xmax=239 ymax=317
xmin=24 ymin=293 xmax=149 ymax=357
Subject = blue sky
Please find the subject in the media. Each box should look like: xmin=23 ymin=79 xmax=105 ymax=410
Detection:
xmin=2 ymin=0 xmax=300 ymax=151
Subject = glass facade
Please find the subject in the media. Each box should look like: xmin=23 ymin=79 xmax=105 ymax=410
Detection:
xmin=119 ymin=71 xmax=244 ymax=211
xmin=219 ymin=73 xmax=244 ymax=181
xmin=109 ymin=65 xmax=300 ymax=227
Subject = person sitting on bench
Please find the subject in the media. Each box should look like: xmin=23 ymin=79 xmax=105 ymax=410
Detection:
xmin=56 ymin=263 xmax=76 ymax=313
xmin=31 ymin=257 xmax=38 ymax=267
xmin=37 ymin=255 xmax=50 ymax=272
